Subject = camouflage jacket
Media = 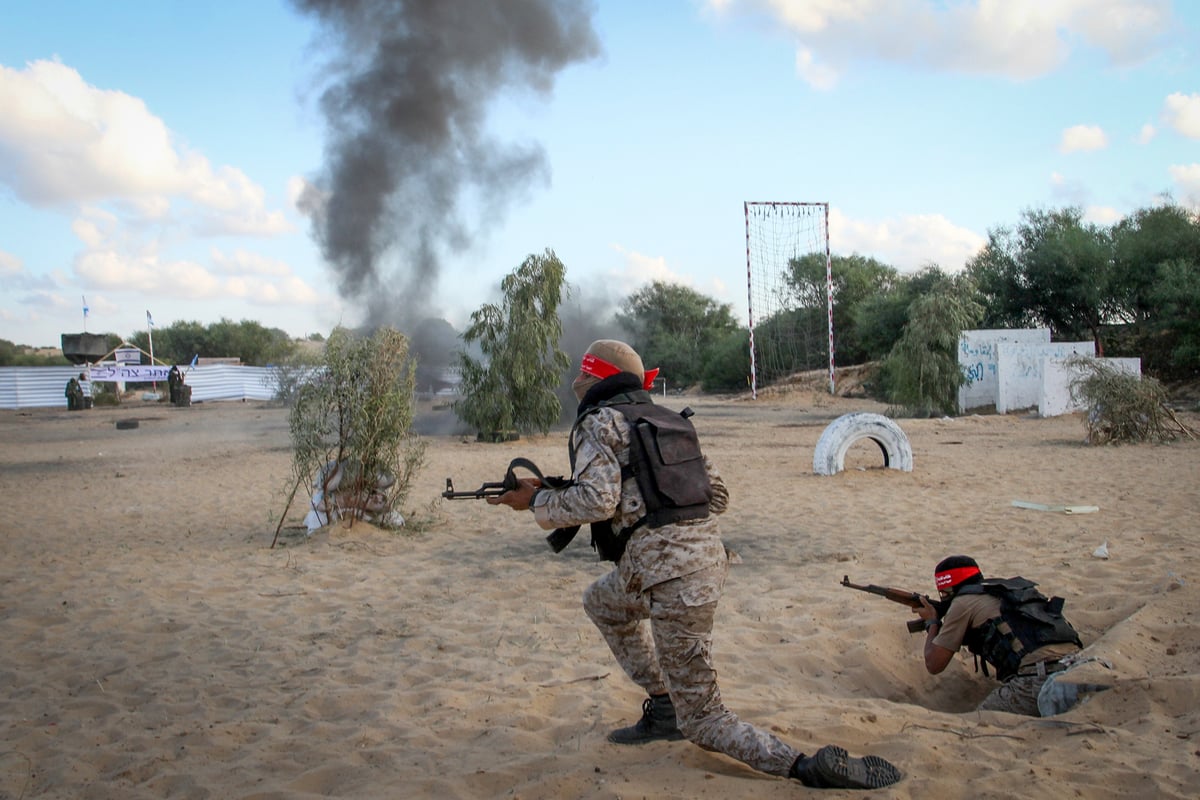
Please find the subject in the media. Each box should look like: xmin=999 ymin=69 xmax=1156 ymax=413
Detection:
xmin=533 ymin=405 xmax=729 ymax=593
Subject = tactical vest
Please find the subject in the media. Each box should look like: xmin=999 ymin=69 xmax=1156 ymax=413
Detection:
xmin=958 ymin=577 xmax=1083 ymax=681
xmin=565 ymin=391 xmax=712 ymax=562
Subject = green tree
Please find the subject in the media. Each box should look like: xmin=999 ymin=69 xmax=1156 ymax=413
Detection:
xmin=1146 ymin=258 xmax=1200 ymax=377
xmin=130 ymin=320 xmax=208 ymax=366
xmin=751 ymin=306 xmax=830 ymax=379
xmin=700 ymin=328 xmax=753 ymax=393
xmin=1019 ymin=208 xmax=1116 ymax=352
xmin=130 ymin=318 xmax=296 ymax=366
xmin=1110 ymin=202 xmax=1200 ymax=377
xmin=0 ymin=338 xmax=72 ymax=366
xmin=786 ymin=253 xmax=899 ymax=365
xmin=284 ymin=326 xmax=425 ymax=535
xmin=208 ymin=318 xmax=294 ymax=365
xmin=880 ymin=278 xmax=983 ymax=416
xmin=616 ymin=281 xmax=739 ymax=388
xmin=964 ymin=226 xmax=1035 ymax=330
xmin=1111 ymin=202 xmax=1200 ymax=324
xmin=967 ymin=208 xmax=1116 ymax=353
xmin=853 ymin=266 xmax=959 ymax=361
xmin=456 ymin=250 xmax=570 ymax=437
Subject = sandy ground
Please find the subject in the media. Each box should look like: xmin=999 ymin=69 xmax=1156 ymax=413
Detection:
xmin=1 ymin=390 xmax=1198 ymax=799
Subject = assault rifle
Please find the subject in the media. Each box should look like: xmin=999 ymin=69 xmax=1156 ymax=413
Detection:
xmin=441 ymin=457 xmax=566 ymax=500
xmin=441 ymin=474 xmax=516 ymax=499
xmin=841 ymin=576 xmax=949 ymax=634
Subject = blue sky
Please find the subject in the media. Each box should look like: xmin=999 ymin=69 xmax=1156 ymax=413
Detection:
xmin=2 ymin=0 xmax=1197 ymax=349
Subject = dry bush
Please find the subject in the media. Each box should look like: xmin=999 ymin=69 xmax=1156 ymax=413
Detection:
xmin=1066 ymin=355 xmax=1195 ymax=445
xmin=282 ymin=327 xmax=425 ymax=536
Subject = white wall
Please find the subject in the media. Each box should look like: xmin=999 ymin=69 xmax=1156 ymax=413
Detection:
xmin=958 ymin=328 xmax=1050 ymax=412
xmin=995 ymin=341 xmax=1096 ymax=413
xmin=1039 ymin=357 xmax=1142 ymax=417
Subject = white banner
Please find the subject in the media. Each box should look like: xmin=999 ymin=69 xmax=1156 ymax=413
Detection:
xmin=88 ymin=364 xmax=172 ymax=382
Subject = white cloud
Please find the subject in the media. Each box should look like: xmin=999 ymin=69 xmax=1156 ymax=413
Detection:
xmin=828 ymin=208 xmax=986 ymax=271
xmin=1162 ymin=92 xmax=1200 ymax=139
xmin=707 ymin=0 xmax=1175 ymax=86
xmin=608 ymin=244 xmax=682 ymax=286
xmin=794 ymin=48 xmax=839 ymax=91
xmin=0 ymin=59 xmax=317 ymax=343
xmin=1071 ymin=0 xmax=1177 ymax=64
xmin=0 ymin=249 xmax=59 ymax=292
xmin=75 ymin=247 xmax=222 ymax=297
xmin=1049 ymin=171 xmax=1091 ymax=206
xmin=1137 ymin=123 xmax=1156 ymax=144
xmin=211 ymin=249 xmax=292 ymax=277
xmin=19 ymin=289 xmax=68 ymax=311
xmin=606 ymin=243 xmax=730 ymax=303
xmin=0 ymin=249 xmax=22 ymax=277
xmin=70 ymin=206 xmax=120 ymax=249
xmin=1060 ymin=124 xmax=1109 ymax=153
xmin=0 ymin=59 xmax=287 ymax=235
xmin=1169 ymin=163 xmax=1200 ymax=207
xmin=1084 ymin=206 xmax=1124 ymax=225
xmin=69 ymin=212 xmax=320 ymax=306
xmin=226 ymin=274 xmax=322 ymax=306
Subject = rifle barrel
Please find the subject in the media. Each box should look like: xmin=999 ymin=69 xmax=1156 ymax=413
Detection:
xmin=441 ymin=478 xmax=507 ymax=499
xmin=842 ymin=575 xmax=941 ymax=636
xmin=841 ymin=576 xmax=923 ymax=607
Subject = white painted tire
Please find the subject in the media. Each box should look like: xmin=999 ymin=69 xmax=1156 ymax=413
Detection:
xmin=812 ymin=412 xmax=913 ymax=475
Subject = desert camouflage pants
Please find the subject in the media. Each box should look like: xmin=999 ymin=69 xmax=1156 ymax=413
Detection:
xmin=978 ymin=674 xmax=1047 ymax=716
xmin=583 ymin=565 xmax=800 ymax=777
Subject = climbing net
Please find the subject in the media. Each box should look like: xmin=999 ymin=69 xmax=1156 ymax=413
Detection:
xmin=744 ymin=201 xmax=833 ymax=397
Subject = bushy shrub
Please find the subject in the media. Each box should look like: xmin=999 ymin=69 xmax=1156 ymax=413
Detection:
xmin=1066 ymin=355 xmax=1194 ymax=444
xmin=285 ymin=327 xmax=425 ymax=532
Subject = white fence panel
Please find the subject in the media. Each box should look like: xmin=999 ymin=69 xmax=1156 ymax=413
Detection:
xmin=0 ymin=366 xmax=88 ymax=409
xmin=185 ymin=364 xmax=280 ymax=402
xmin=0 ymin=365 xmax=293 ymax=409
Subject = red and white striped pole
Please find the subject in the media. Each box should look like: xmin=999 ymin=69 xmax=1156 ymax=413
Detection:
xmin=744 ymin=201 xmax=758 ymax=400
xmin=824 ymin=203 xmax=835 ymax=395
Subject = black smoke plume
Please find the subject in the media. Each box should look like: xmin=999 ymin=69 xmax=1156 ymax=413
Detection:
xmin=292 ymin=0 xmax=601 ymax=331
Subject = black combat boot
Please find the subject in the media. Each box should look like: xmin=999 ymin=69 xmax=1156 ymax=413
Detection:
xmin=607 ymin=694 xmax=685 ymax=744
xmin=790 ymin=745 xmax=901 ymax=790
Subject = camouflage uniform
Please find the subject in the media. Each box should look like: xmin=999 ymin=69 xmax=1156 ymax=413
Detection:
xmin=532 ymin=406 xmax=800 ymax=777
xmin=933 ymin=592 xmax=1080 ymax=716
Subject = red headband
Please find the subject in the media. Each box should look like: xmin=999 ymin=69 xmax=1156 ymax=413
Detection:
xmin=935 ymin=565 xmax=981 ymax=590
xmin=580 ymin=353 xmax=660 ymax=391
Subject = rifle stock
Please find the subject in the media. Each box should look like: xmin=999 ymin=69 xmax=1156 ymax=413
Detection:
xmin=841 ymin=575 xmax=945 ymax=634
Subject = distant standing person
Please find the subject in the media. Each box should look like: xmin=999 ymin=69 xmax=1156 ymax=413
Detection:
xmin=168 ymin=365 xmax=182 ymax=405
xmin=65 ymin=374 xmax=82 ymax=410
xmin=79 ymin=372 xmax=92 ymax=408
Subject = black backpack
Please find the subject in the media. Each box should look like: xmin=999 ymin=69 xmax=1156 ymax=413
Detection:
xmin=959 ymin=577 xmax=1083 ymax=680
xmin=615 ymin=400 xmax=713 ymax=530
xmin=549 ymin=392 xmax=712 ymax=562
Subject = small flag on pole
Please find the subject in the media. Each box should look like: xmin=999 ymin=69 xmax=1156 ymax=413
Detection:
xmin=82 ymin=296 xmax=89 ymax=318
xmin=146 ymin=310 xmax=154 ymax=328
xmin=190 ymin=354 xmax=199 ymax=367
